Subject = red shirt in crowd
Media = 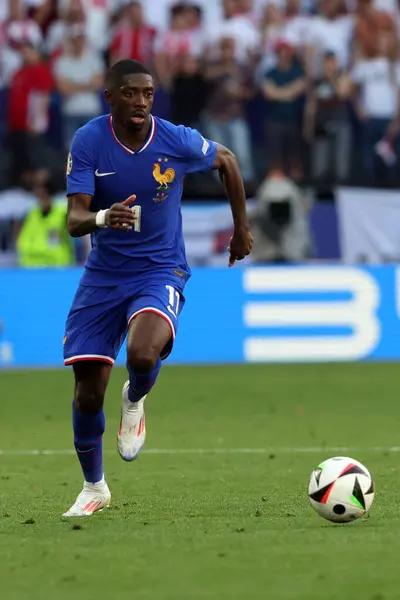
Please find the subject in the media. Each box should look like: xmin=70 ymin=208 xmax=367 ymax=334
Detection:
xmin=8 ymin=62 xmax=53 ymax=132
xmin=110 ymin=24 xmax=157 ymax=65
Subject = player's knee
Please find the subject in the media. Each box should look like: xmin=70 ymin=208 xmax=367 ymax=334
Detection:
xmin=127 ymin=345 xmax=158 ymax=374
xmin=74 ymin=385 xmax=105 ymax=414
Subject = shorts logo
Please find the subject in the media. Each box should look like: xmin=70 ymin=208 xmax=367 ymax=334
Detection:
xmin=63 ymin=335 xmax=67 ymax=345
xmin=66 ymin=152 xmax=72 ymax=175
xmin=153 ymin=158 xmax=175 ymax=191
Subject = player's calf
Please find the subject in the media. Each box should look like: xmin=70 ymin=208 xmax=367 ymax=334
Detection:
xmin=72 ymin=363 xmax=110 ymax=485
xmin=117 ymin=312 xmax=171 ymax=461
xmin=126 ymin=357 xmax=161 ymax=403
xmin=126 ymin=311 xmax=171 ymax=402
xmin=127 ymin=342 xmax=160 ymax=400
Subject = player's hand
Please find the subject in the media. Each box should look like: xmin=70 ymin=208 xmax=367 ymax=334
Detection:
xmin=105 ymin=195 xmax=137 ymax=230
xmin=228 ymin=226 xmax=253 ymax=267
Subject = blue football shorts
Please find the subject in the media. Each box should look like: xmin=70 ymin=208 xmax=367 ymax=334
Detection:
xmin=63 ymin=279 xmax=185 ymax=367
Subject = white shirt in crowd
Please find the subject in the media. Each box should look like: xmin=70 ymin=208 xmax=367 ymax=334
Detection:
xmin=209 ymin=15 xmax=261 ymax=62
xmin=0 ymin=46 xmax=21 ymax=87
xmin=307 ymin=15 xmax=354 ymax=73
xmin=58 ymin=0 xmax=118 ymax=51
xmin=285 ymin=15 xmax=313 ymax=47
xmin=351 ymin=58 xmax=400 ymax=119
xmin=54 ymin=49 xmax=104 ymax=117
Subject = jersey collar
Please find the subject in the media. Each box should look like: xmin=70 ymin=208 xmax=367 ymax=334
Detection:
xmin=109 ymin=114 xmax=156 ymax=155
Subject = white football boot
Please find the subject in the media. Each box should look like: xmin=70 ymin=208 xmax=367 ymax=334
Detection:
xmin=117 ymin=381 xmax=146 ymax=461
xmin=63 ymin=479 xmax=111 ymax=517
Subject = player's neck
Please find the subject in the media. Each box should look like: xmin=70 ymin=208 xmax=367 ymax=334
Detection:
xmin=113 ymin=117 xmax=152 ymax=152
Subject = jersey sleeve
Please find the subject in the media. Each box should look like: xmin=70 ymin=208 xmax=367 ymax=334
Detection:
xmin=179 ymin=126 xmax=217 ymax=174
xmin=66 ymin=129 xmax=96 ymax=197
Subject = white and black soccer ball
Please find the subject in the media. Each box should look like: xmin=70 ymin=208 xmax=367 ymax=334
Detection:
xmin=308 ymin=456 xmax=374 ymax=523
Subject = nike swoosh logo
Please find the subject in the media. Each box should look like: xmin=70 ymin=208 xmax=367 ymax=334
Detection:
xmin=95 ymin=169 xmax=116 ymax=177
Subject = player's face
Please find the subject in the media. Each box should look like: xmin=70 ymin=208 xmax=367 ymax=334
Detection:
xmin=107 ymin=73 xmax=154 ymax=133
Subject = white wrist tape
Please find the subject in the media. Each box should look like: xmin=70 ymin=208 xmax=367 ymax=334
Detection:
xmin=95 ymin=209 xmax=108 ymax=228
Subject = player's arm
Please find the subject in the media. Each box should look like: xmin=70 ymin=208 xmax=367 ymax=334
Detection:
xmin=66 ymin=130 xmax=136 ymax=237
xmin=213 ymin=144 xmax=253 ymax=267
xmin=67 ymin=194 xmax=137 ymax=238
xmin=67 ymin=194 xmax=97 ymax=237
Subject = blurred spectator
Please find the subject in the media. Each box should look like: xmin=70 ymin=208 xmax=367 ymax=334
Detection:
xmin=6 ymin=2 xmax=43 ymax=50
xmin=142 ymin=0 xmax=223 ymax=32
xmin=170 ymin=54 xmax=207 ymax=127
xmin=155 ymin=3 xmax=204 ymax=88
xmin=305 ymin=0 xmax=353 ymax=75
xmin=257 ymin=3 xmax=286 ymax=74
xmin=260 ymin=3 xmax=285 ymax=51
xmin=204 ymin=36 xmax=255 ymax=181
xmin=1 ymin=0 xmax=44 ymax=88
xmin=110 ymin=1 xmax=156 ymax=67
xmin=53 ymin=24 xmax=104 ymax=150
xmin=57 ymin=0 xmax=116 ymax=53
xmin=349 ymin=32 xmax=400 ymax=184
xmin=8 ymin=42 xmax=53 ymax=187
xmin=304 ymin=51 xmax=350 ymax=183
xmin=354 ymin=0 xmax=396 ymax=60
xmin=209 ymin=0 xmax=261 ymax=63
xmin=284 ymin=0 xmax=313 ymax=55
xmin=16 ymin=177 xmax=74 ymax=267
xmin=262 ymin=39 xmax=305 ymax=179
xmin=45 ymin=0 xmax=86 ymax=58
xmin=257 ymin=0 xmax=312 ymax=80
xmin=27 ymin=0 xmax=54 ymax=34
xmin=250 ymin=169 xmax=312 ymax=263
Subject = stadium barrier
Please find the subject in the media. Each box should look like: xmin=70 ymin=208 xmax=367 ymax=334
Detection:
xmin=0 ymin=265 xmax=399 ymax=368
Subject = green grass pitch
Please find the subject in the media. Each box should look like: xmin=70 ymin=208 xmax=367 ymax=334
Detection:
xmin=1 ymin=363 xmax=400 ymax=600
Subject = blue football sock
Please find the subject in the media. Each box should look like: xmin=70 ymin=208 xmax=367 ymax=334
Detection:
xmin=72 ymin=402 xmax=105 ymax=484
xmin=127 ymin=357 xmax=161 ymax=403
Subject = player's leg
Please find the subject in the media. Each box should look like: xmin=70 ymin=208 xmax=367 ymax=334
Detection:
xmin=63 ymin=361 xmax=112 ymax=517
xmin=73 ymin=361 xmax=110 ymax=486
xmin=127 ymin=311 xmax=170 ymax=396
xmin=63 ymin=284 xmax=128 ymax=516
xmin=118 ymin=285 xmax=183 ymax=461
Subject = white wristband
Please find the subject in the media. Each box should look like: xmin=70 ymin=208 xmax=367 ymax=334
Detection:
xmin=95 ymin=209 xmax=108 ymax=228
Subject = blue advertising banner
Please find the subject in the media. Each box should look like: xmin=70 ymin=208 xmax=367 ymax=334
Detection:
xmin=0 ymin=265 xmax=399 ymax=368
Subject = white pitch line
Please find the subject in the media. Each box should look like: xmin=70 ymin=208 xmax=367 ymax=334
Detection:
xmin=0 ymin=446 xmax=399 ymax=456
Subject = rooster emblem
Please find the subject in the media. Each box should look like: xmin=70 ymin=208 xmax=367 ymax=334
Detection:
xmin=153 ymin=159 xmax=176 ymax=190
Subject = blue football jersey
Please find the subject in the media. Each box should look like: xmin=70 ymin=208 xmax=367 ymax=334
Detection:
xmin=66 ymin=114 xmax=217 ymax=287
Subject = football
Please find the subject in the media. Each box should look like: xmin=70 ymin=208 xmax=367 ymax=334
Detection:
xmin=308 ymin=456 xmax=375 ymax=523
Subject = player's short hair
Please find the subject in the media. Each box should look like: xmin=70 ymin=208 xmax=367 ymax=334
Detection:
xmin=106 ymin=59 xmax=152 ymax=89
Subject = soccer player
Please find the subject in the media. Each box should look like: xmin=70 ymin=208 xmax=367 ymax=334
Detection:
xmin=62 ymin=59 xmax=253 ymax=517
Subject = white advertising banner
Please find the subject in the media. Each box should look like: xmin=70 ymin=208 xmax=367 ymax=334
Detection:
xmin=337 ymin=187 xmax=400 ymax=263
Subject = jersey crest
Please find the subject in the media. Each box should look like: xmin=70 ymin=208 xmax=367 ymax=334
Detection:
xmin=153 ymin=158 xmax=175 ymax=191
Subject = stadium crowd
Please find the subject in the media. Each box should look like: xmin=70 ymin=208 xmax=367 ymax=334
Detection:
xmin=1 ymin=0 xmax=400 ymax=265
